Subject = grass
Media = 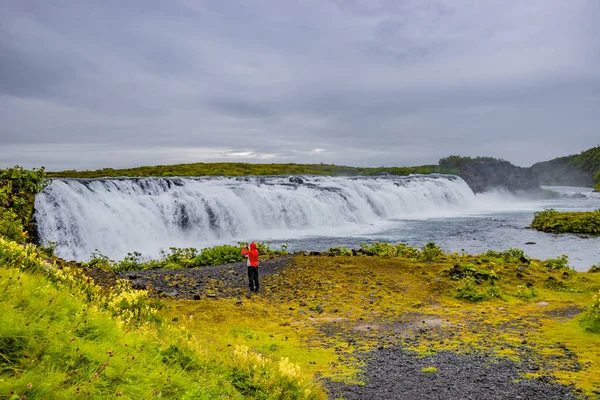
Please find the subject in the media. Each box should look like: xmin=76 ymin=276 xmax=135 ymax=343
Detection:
xmin=0 ymin=237 xmax=326 ymax=399
xmin=4 ymin=237 xmax=600 ymax=398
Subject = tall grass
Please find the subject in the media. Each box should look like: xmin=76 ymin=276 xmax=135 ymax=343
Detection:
xmin=0 ymin=237 xmax=326 ymax=399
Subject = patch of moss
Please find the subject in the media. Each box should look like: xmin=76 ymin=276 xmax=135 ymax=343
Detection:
xmin=531 ymin=208 xmax=600 ymax=234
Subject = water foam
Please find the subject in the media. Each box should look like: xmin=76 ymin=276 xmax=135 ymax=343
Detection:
xmin=35 ymin=174 xmax=480 ymax=261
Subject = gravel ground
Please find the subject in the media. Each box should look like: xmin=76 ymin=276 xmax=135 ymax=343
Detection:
xmin=325 ymin=347 xmax=587 ymax=400
xmin=116 ymin=256 xmax=292 ymax=299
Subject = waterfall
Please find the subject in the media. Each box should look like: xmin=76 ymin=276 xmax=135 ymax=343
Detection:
xmin=34 ymin=174 xmax=475 ymax=261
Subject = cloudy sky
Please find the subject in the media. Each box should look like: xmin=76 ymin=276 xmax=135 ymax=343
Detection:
xmin=1 ymin=0 xmax=599 ymax=171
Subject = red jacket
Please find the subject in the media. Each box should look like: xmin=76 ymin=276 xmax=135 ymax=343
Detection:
xmin=241 ymin=242 xmax=259 ymax=267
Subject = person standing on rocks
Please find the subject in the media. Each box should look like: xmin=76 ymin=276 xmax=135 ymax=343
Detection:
xmin=241 ymin=242 xmax=260 ymax=292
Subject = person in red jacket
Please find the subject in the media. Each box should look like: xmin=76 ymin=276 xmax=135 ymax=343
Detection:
xmin=241 ymin=242 xmax=260 ymax=292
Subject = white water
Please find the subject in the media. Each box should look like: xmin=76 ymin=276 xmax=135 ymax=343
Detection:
xmin=34 ymin=176 xmax=600 ymax=270
xmin=36 ymin=175 xmax=476 ymax=260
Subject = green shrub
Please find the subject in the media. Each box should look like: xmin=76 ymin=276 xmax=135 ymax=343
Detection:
xmin=325 ymin=247 xmax=354 ymax=256
xmin=38 ymin=241 xmax=57 ymax=257
xmin=0 ymin=209 xmax=27 ymax=242
xmin=194 ymin=245 xmax=245 ymax=266
xmin=513 ymin=285 xmax=538 ymax=300
xmin=360 ymin=242 xmax=400 ymax=257
xmin=588 ymin=265 xmax=600 ymax=273
xmin=483 ymin=248 xmax=528 ymax=264
xmin=0 ymin=166 xmax=49 ymax=242
xmin=455 ymin=277 xmax=488 ymax=302
xmin=116 ymin=251 xmax=144 ymax=271
xmin=486 ymin=285 xmax=504 ymax=300
xmin=85 ymin=249 xmax=116 ymax=271
xmin=359 ymin=242 xmax=422 ymax=260
xmin=421 ymin=242 xmax=443 ymax=262
xmin=581 ymin=290 xmax=600 ymax=333
xmin=544 ymin=255 xmax=571 ymax=271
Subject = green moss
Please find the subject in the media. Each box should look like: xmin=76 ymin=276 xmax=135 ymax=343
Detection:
xmin=530 ymin=208 xmax=600 ymax=234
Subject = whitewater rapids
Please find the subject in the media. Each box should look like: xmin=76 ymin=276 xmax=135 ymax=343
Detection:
xmin=35 ymin=174 xmax=485 ymax=261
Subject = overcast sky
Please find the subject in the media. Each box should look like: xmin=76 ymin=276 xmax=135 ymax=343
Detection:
xmin=1 ymin=0 xmax=599 ymax=171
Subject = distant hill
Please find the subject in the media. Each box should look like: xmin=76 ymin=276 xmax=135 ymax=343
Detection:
xmin=531 ymin=146 xmax=600 ymax=190
xmin=47 ymin=162 xmax=438 ymax=179
xmin=45 ymin=147 xmax=600 ymax=192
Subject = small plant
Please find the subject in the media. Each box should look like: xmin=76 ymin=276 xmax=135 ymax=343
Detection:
xmin=116 ymin=251 xmax=144 ymax=271
xmin=483 ymin=248 xmax=528 ymax=264
xmin=581 ymin=290 xmax=600 ymax=333
xmin=421 ymin=242 xmax=443 ymax=262
xmin=421 ymin=366 xmax=438 ymax=373
xmin=455 ymin=276 xmax=487 ymax=302
xmin=325 ymin=247 xmax=353 ymax=256
xmin=194 ymin=245 xmax=245 ymax=266
xmin=513 ymin=285 xmax=538 ymax=300
xmin=588 ymin=265 xmax=600 ymax=273
xmin=37 ymin=241 xmax=57 ymax=257
xmin=486 ymin=285 xmax=504 ymax=300
xmin=544 ymin=255 xmax=571 ymax=271
xmin=85 ymin=249 xmax=116 ymax=271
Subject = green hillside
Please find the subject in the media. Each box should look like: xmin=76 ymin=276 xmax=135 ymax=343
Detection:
xmin=531 ymin=146 xmax=600 ymax=190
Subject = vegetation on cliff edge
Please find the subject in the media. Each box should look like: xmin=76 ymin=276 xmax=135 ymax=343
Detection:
xmin=531 ymin=208 xmax=600 ymax=234
xmin=47 ymin=163 xmax=438 ymax=179
xmin=0 ymin=166 xmax=49 ymax=242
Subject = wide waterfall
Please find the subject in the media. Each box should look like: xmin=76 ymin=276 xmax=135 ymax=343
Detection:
xmin=35 ymin=174 xmax=476 ymax=261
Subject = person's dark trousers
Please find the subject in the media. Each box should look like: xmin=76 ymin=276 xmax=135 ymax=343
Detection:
xmin=247 ymin=266 xmax=259 ymax=292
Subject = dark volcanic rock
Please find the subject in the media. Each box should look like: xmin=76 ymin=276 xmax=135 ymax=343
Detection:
xmin=289 ymin=176 xmax=304 ymax=184
xmin=531 ymin=158 xmax=594 ymax=187
xmin=459 ymin=161 xmax=540 ymax=193
xmin=325 ymin=347 xmax=582 ymax=400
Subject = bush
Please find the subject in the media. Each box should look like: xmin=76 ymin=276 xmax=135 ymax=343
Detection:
xmin=194 ymin=245 xmax=245 ymax=266
xmin=581 ymin=290 xmax=600 ymax=333
xmin=0 ymin=165 xmax=49 ymax=241
xmin=483 ymin=248 xmax=528 ymax=264
xmin=588 ymin=265 xmax=600 ymax=273
xmin=513 ymin=285 xmax=538 ymax=300
xmin=421 ymin=242 xmax=443 ymax=262
xmin=544 ymin=255 xmax=571 ymax=271
xmin=359 ymin=242 xmax=422 ymax=260
xmin=455 ymin=277 xmax=488 ymax=302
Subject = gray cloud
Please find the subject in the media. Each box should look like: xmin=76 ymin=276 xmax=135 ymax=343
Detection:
xmin=1 ymin=0 xmax=599 ymax=171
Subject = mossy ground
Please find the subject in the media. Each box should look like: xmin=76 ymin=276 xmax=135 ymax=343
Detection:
xmin=164 ymin=254 xmax=600 ymax=397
